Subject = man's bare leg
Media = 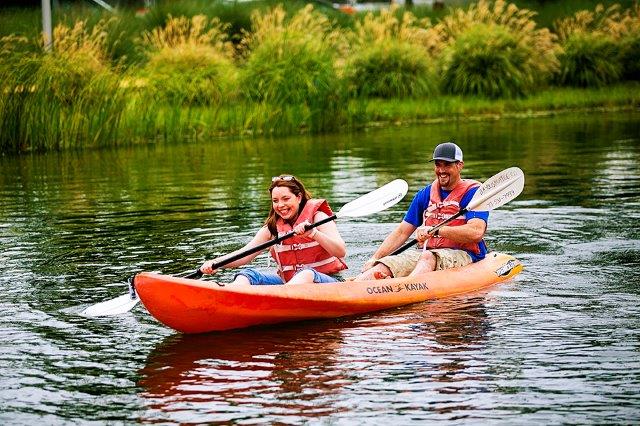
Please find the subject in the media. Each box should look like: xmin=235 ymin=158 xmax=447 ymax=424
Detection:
xmin=355 ymin=263 xmax=393 ymax=281
xmin=408 ymin=251 xmax=437 ymax=276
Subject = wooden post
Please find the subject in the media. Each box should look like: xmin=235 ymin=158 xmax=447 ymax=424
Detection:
xmin=42 ymin=0 xmax=52 ymax=51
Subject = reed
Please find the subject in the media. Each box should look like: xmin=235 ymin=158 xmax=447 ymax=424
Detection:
xmin=440 ymin=23 xmax=535 ymax=98
xmin=554 ymin=3 xmax=640 ymax=86
xmin=138 ymin=15 xmax=238 ymax=106
xmin=1 ymin=1 xmax=639 ymax=153
xmin=555 ymin=32 xmax=621 ymax=87
xmin=359 ymin=81 xmax=639 ymax=125
xmin=344 ymin=6 xmax=437 ymax=98
xmin=0 ymin=20 xmax=126 ymax=152
xmin=434 ymin=0 xmax=560 ymax=98
xmin=238 ymin=5 xmax=346 ymax=133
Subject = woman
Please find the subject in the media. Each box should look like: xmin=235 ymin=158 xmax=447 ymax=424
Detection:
xmin=200 ymin=175 xmax=348 ymax=285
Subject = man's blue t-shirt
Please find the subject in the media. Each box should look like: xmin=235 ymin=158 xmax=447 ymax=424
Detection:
xmin=403 ymin=184 xmax=489 ymax=261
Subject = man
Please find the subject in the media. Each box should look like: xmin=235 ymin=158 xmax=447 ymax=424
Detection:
xmin=357 ymin=141 xmax=488 ymax=280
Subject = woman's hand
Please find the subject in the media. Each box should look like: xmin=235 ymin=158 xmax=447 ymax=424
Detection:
xmin=293 ymin=220 xmax=317 ymax=239
xmin=200 ymin=260 xmax=218 ymax=275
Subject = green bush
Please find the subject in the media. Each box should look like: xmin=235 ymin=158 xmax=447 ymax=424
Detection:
xmin=143 ymin=45 xmax=238 ymax=106
xmin=0 ymin=21 xmax=126 ymax=152
xmin=239 ymin=5 xmax=345 ymax=132
xmin=345 ymin=39 xmax=435 ymax=99
xmin=138 ymin=15 xmax=239 ymax=106
xmin=440 ymin=23 xmax=540 ymax=98
xmin=556 ymin=32 xmax=622 ymax=87
xmin=620 ymin=34 xmax=640 ymax=80
xmin=241 ymin=36 xmax=338 ymax=105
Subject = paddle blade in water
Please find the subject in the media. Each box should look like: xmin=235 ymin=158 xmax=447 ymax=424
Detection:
xmin=338 ymin=179 xmax=408 ymax=217
xmin=81 ymin=293 xmax=139 ymax=317
xmin=467 ymin=167 xmax=525 ymax=211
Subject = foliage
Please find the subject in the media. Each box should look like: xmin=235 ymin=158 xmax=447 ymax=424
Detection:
xmin=343 ymin=6 xmax=436 ymax=98
xmin=138 ymin=15 xmax=238 ymax=106
xmin=239 ymin=5 xmax=346 ymax=132
xmin=553 ymin=3 xmax=640 ymax=86
xmin=554 ymin=32 xmax=621 ymax=87
xmin=1 ymin=1 xmax=639 ymax=152
xmin=433 ymin=0 xmax=560 ymax=97
xmin=345 ymin=40 xmax=435 ymax=99
xmin=441 ymin=23 xmax=539 ymax=98
xmin=0 ymin=20 xmax=125 ymax=152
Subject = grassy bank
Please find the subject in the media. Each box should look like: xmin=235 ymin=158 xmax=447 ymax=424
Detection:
xmin=361 ymin=83 xmax=640 ymax=125
xmin=1 ymin=1 xmax=639 ymax=153
xmin=108 ymin=82 xmax=639 ymax=142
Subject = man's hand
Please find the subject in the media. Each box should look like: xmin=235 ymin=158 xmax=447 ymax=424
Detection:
xmin=416 ymin=225 xmax=438 ymax=243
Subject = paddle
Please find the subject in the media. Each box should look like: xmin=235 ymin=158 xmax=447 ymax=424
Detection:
xmin=389 ymin=166 xmax=525 ymax=256
xmin=81 ymin=178 xmax=409 ymax=317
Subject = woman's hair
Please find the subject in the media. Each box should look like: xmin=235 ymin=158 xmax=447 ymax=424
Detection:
xmin=265 ymin=175 xmax=312 ymax=237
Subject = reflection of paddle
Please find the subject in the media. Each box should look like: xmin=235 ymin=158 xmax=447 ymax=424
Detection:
xmin=81 ymin=179 xmax=409 ymax=317
xmin=390 ymin=167 xmax=525 ymax=256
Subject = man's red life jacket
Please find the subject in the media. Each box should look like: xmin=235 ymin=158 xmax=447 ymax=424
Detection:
xmin=270 ymin=199 xmax=347 ymax=282
xmin=422 ymin=179 xmax=484 ymax=255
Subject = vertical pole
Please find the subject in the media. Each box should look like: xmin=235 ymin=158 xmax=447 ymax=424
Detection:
xmin=42 ymin=0 xmax=53 ymax=51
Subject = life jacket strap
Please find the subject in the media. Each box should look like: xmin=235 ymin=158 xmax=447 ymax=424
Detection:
xmin=278 ymin=256 xmax=339 ymax=273
xmin=272 ymin=241 xmax=320 ymax=253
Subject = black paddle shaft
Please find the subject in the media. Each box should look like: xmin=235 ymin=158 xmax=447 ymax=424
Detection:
xmin=184 ymin=214 xmax=338 ymax=279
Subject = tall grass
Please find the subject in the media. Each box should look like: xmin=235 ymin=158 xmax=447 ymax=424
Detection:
xmin=554 ymin=3 xmax=640 ymax=86
xmin=139 ymin=15 xmax=238 ymax=106
xmin=434 ymin=0 xmax=560 ymax=98
xmin=344 ymin=6 xmax=437 ymax=98
xmin=238 ymin=5 xmax=346 ymax=133
xmin=1 ymin=1 xmax=639 ymax=153
xmin=0 ymin=20 xmax=126 ymax=152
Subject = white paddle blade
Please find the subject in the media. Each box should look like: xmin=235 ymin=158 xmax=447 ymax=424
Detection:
xmin=468 ymin=167 xmax=525 ymax=211
xmin=81 ymin=293 xmax=139 ymax=317
xmin=337 ymin=179 xmax=409 ymax=217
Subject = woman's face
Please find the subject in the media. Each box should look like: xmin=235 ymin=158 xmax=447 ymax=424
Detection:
xmin=271 ymin=186 xmax=302 ymax=221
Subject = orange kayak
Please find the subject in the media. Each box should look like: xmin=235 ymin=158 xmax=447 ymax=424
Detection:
xmin=135 ymin=252 xmax=522 ymax=334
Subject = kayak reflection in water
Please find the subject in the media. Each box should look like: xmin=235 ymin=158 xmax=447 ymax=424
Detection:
xmin=357 ymin=142 xmax=489 ymax=280
xmin=200 ymin=175 xmax=347 ymax=285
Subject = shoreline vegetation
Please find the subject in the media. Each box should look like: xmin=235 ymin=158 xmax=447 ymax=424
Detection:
xmin=0 ymin=0 xmax=639 ymax=154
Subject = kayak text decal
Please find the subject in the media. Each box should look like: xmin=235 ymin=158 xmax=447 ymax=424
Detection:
xmin=366 ymin=282 xmax=429 ymax=294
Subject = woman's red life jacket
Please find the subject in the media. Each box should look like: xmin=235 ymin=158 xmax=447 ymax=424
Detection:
xmin=422 ymin=179 xmax=484 ymax=255
xmin=270 ymin=199 xmax=348 ymax=282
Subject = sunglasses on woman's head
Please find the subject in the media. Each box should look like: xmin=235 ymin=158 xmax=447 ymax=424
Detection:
xmin=272 ymin=175 xmax=295 ymax=182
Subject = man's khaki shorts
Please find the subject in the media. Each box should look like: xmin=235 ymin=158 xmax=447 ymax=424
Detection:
xmin=377 ymin=248 xmax=473 ymax=278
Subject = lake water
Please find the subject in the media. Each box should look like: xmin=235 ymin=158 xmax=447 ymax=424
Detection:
xmin=1 ymin=111 xmax=639 ymax=424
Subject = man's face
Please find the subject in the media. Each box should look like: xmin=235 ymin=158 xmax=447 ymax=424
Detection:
xmin=433 ymin=160 xmax=463 ymax=190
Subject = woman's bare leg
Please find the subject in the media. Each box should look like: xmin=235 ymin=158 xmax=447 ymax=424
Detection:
xmin=287 ymin=269 xmax=315 ymax=284
xmin=232 ymin=275 xmax=252 ymax=286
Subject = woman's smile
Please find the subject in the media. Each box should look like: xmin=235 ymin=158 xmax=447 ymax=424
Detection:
xmin=271 ymin=186 xmax=301 ymax=221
